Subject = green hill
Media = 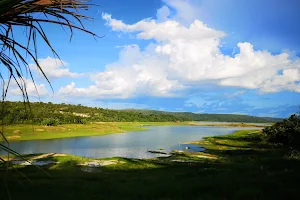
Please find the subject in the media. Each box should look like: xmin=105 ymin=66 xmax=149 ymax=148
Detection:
xmin=0 ymin=101 xmax=281 ymax=125
xmin=0 ymin=101 xmax=188 ymax=125
xmin=123 ymin=109 xmax=282 ymax=123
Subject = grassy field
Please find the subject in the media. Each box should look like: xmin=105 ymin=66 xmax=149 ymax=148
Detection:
xmin=1 ymin=122 xmax=194 ymax=141
xmin=1 ymin=130 xmax=299 ymax=199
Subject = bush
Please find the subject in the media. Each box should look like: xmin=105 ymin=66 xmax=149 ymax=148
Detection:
xmin=41 ymin=118 xmax=60 ymax=126
xmin=79 ymin=118 xmax=88 ymax=124
xmin=262 ymin=114 xmax=300 ymax=148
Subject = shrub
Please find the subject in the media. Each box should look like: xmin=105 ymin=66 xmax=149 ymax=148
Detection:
xmin=41 ymin=118 xmax=60 ymax=126
xmin=79 ymin=118 xmax=88 ymax=124
xmin=262 ymin=114 xmax=300 ymax=148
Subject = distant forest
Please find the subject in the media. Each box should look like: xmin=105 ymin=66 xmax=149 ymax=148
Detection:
xmin=0 ymin=101 xmax=281 ymax=125
xmin=126 ymin=109 xmax=282 ymax=123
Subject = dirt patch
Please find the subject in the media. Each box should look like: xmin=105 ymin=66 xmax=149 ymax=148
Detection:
xmin=79 ymin=160 xmax=125 ymax=167
xmin=45 ymin=126 xmax=66 ymax=132
xmin=190 ymin=154 xmax=217 ymax=159
xmin=2 ymin=153 xmax=67 ymax=162
xmin=13 ymin=130 xmax=21 ymax=134
xmin=171 ymin=159 xmax=200 ymax=163
xmin=35 ymin=128 xmax=45 ymax=132
xmin=7 ymin=135 xmax=21 ymax=140
xmin=11 ymin=160 xmax=56 ymax=166
xmin=32 ymin=153 xmax=67 ymax=160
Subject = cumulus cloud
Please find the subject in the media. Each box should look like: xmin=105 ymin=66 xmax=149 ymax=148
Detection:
xmin=102 ymin=13 xmax=225 ymax=41
xmin=163 ymin=0 xmax=201 ymax=25
xmin=220 ymin=56 xmax=300 ymax=93
xmin=101 ymin=11 xmax=300 ymax=93
xmin=30 ymin=56 xmax=83 ymax=79
xmin=59 ymin=44 xmax=184 ymax=98
xmin=60 ymin=3 xmax=300 ymax=99
xmin=156 ymin=5 xmax=170 ymax=22
xmin=8 ymin=78 xmax=49 ymax=97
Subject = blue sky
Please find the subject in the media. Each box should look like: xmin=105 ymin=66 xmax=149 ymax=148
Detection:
xmin=4 ymin=0 xmax=300 ymax=118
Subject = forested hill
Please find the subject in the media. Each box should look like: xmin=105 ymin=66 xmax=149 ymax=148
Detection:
xmin=1 ymin=101 xmax=281 ymax=125
xmin=123 ymin=109 xmax=282 ymax=123
xmin=1 ymin=101 xmax=188 ymax=125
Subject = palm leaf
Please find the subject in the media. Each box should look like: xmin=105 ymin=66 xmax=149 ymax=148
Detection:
xmin=0 ymin=0 xmax=97 ymax=166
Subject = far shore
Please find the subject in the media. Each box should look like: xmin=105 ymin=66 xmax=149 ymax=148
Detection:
xmin=1 ymin=121 xmax=268 ymax=142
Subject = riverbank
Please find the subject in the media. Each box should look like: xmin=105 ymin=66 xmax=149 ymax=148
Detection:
xmin=1 ymin=130 xmax=299 ymax=199
xmin=2 ymin=121 xmax=265 ymax=141
xmin=2 ymin=122 xmax=193 ymax=141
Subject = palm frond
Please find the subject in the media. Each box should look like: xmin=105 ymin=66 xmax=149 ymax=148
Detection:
xmin=0 ymin=0 xmax=97 ymax=165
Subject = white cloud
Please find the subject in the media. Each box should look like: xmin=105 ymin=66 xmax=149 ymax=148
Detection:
xmin=224 ymin=90 xmax=246 ymax=98
xmin=184 ymin=97 xmax=207 ymax=108
xmin=101 ymin=11 xmax=300 ymax=94
xmin=220 ymin=55 xmax=300 ymax=93
xmin=156 ymin=5 xmax=170 ymax=22
xmin=30 ymin=56 xmax=83 ymax=79
xmin=102 ymin=13 xmax=225 ymax=42
xmin=163 ymin=0 xmax=201 ymax=25
xmin=8 ymin=78 xmax=49 ymax=97
xmin=59 ymin=44 xmax=184 ymax=98
xmin=61 ymin=3 xmax=300 ymax=99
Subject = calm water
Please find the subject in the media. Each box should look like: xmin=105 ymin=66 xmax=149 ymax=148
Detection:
xmin=195 ymin=121 xmax=271 ymax=126
xmin=1 ymin=126 xmax=260 ymax=159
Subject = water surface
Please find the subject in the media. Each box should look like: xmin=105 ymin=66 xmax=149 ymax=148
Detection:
xmin=1 ymin=126 xmax=260 ymax=159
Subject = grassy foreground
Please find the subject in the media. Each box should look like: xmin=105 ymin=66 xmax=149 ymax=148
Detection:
xmin=2 ymin=122 xmax=193 ymax=141
xmin=1 ymin=130 xmax=300 ymax=199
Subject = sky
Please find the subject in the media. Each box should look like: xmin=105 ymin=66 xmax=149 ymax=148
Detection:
xmin=2 ymin=0 xmax=300 ymax=118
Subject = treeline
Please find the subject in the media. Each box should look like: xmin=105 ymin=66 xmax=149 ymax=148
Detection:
xmin=0 ymin=101 xmax=188 ymax=125
xmin=124 ymin=109 xmax=282 ymax=123
xmin=0 ymin=101 xmax=282 ymax=125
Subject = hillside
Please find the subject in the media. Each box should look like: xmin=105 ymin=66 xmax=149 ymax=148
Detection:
xmin=0 ymin=101 xmax=188 ymax=125
xmin=123 ymin=109 xmax=282 ymax=123
xmin=0 ymin=101 xmax=281 ymax=125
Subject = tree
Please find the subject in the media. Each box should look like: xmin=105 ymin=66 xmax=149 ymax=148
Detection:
xmin=263 ymin=113 xmax=300 ymax=148
xmin=0 ymin=0 xmax=96 ymax=163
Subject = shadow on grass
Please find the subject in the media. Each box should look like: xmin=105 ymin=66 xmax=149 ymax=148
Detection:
xmin=1 ymin=135 xmax=300 ymax=200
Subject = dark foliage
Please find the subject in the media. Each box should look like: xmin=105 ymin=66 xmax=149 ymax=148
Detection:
xmin=263 ymin=113 xmax=300 ymax=148
xmin=125 ymin=109 xmax=282 ymax=123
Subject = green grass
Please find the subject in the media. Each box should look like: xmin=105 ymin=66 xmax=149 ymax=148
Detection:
xmin=1 ymin=130 xmax=300 ymax=199
xmin=2 ymin=122 xmax=150 ymax=141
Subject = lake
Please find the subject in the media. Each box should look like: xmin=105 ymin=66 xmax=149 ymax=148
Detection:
xmin=1 ymin=126 xmax=260 ymax=159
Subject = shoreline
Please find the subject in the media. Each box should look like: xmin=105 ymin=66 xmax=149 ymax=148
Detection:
xmin=1 ymin=129 xmax=299 ymax=199
xmin=1 ymin=121 xmax=267 ymax=142
xmin=1 ymin=129 xmax=261 ymax=161
xmin=2 ymin=122 xmax=191 ymax=142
